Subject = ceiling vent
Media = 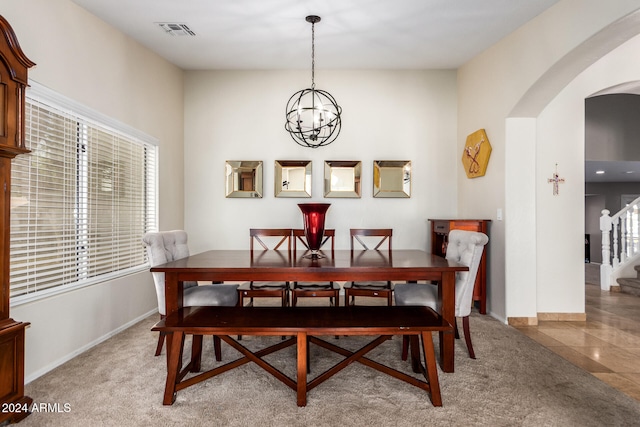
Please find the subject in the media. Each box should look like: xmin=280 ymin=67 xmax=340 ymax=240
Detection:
xmin=156 ymin=23 xmax=195 ymax=36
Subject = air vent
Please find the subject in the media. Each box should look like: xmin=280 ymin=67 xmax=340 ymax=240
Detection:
xmin=156 ymin=23 xmax=196 ymax=37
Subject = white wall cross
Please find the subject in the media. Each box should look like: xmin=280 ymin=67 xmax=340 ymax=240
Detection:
xmin=547 ymin=163 xmax=565 ymax=195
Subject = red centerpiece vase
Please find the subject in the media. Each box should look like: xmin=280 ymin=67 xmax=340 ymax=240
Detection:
xmin=298 ymin=203 xmax=331 ymax=258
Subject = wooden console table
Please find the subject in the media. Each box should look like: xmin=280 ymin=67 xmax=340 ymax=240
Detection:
xmin=429 ymin=219 xmax=490 ymax=314
xmin=153 ymin=305 xmax=452 ymax=407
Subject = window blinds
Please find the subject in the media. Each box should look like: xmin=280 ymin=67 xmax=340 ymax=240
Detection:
xmin=10 ymin=86 xmax=157 ymax=301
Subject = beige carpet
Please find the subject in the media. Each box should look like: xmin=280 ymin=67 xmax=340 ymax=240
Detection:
xmin=19 ymin=310 xmax=640 ymax=427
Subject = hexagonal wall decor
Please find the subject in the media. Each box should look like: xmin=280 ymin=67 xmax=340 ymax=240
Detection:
xmin=462 ymin=128 xmax=492 ymax=178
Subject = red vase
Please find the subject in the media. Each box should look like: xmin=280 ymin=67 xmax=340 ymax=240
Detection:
xmin=298 ymin=203 xmax=330 ymax=258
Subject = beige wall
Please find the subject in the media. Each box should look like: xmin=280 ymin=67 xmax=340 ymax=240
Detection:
xmin=1 ymin=0 xmax=185 ymax=380
xmin=183 ymin=70 xmax=458 ymax=253
xmin=458 ymin=0 xmax=640 ymax=321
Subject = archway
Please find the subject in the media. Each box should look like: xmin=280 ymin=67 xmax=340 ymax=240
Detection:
xmin=505 ymin=10 xmax=640 ymax=322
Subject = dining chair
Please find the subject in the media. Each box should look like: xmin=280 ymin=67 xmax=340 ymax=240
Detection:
xmin=343 ymin=228 xmax=394 ymax=306
xmin=394 ymin=229 xmax=488 ymax=359
xmin=237 ymin=228 xmax=293 ymax=307
xmin=291 ymin=229 xmax=340 ymax=307
xmin=143 ymin=230 xmax=239 ymax=358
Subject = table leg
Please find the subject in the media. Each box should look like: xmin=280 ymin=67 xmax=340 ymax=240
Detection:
xmin=297 ymin=332 xmax=308 ymax=406
xmin=410 ymin=335 xmax=421 ymax=373
xmin=164 ymin=272 xmax=182 ymax=316
xmin=439 ymin=271 xmax=455 ymax=373
xmin=164 ymin=272 xmax=184 ymax=372
xmin=191 ymin=335 xmax=203 ymax=372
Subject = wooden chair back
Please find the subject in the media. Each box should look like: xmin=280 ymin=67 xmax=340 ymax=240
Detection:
xmin=350 ymin=228 xmax=392 ymax=251
xmin=249 ymin=228 xmax=292 ymax=253
xmin=293 ymin=229 xmax=335 ymax=253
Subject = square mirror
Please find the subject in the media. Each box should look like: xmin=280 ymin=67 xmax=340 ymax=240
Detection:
xmin=225 ymin=161 xmax=263 ymax=198
xmin=274 ymin=160 xmax=312 ymax=198
xmin=373 ymin=160 xmax=411 ymax=198
xmin=324 ymin=161 xmax=362 ymax=198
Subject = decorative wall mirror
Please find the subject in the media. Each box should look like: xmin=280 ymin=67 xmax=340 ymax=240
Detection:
xmin=373 ymin=160 xmax=411 ymax=198
xmin=324 ymin=160 xmax=361 ymax=198
xmin=274 ymin=160 xmax=312 ymax=198
xmin=225 ymin=161 xmax=263 ymax=198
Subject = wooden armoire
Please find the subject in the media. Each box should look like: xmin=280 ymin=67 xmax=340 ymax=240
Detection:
xmin=0 ymin=15 xmax=34 ymax=424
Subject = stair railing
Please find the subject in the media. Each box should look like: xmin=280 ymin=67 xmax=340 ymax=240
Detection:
xmin=600 ymin=196 xmax=640 ymax=290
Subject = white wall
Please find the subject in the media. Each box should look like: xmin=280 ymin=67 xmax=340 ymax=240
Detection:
xmin=535 ymin=84 xmax=586 ymax=313
xmin=1 ymin=0 xmax=185 ymax=381
xmin=184 ymin=70 xmax=458 ymax=253
xmin=458 ymin=0 xmax=640 ymax=321
xmin=536 ymin=32 xmax=640 ymax=311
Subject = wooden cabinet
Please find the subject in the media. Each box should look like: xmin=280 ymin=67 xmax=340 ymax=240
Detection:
xmin=429 ymin=219 xmax=490 ymax=314
xmin=0 ymin=15 xmax=35 ymax=424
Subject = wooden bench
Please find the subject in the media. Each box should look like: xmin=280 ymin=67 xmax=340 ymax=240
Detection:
xmin=152 ymin=305 xmax=452 ymax=407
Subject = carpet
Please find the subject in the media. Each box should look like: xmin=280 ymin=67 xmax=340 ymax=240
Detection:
xmin=19 ymin=312 xmax=640 ymax=426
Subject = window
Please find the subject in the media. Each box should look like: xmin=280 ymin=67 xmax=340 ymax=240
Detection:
xmin=9 ymin=81 xmax=158 ymax=303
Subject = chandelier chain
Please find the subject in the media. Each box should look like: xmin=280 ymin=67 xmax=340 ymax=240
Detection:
xmin=311 ymin=20 xmax=315 ymax=88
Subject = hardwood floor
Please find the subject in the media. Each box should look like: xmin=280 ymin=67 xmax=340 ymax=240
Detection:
xmin=515 ymin=284 xmax=640 ymax=402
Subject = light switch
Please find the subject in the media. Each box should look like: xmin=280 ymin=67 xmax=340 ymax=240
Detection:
xmin=497 ymin=208 xmax=503 ymax=221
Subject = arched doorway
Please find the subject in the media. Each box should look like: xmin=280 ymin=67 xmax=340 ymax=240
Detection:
xmin=585 ymin=88 xmax=640 ymax=287
xmin=505 ymin=12 xmax=640 ymax=322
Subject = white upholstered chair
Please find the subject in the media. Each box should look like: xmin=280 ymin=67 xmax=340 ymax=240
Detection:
xmin=143 ymin=230 xmax=239 ymax=356
xmin=394 ymin=229 xmax=488 ymax=359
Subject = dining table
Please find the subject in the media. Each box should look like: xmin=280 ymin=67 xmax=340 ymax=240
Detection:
xmin=151 ymin=248 xmax=467 ymax=373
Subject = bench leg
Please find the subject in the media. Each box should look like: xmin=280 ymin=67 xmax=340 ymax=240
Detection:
xmin=297 ymin=332 xmax=308 ymax=407
xmin=163 ymin=331 xmax=185 ymax=405
xmin=421 ymin=331 xmax=442 ymax=406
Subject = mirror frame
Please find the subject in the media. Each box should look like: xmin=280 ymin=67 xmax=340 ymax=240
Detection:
xmin=225 ymin=160 xmax=263 ymax=198
xmin=373 ymin=160 xmax=411 ymax=198
xmin=274 ymin=160 xmax=312 ymax=198
xmin=324 ymin=160 xmax=362 ymax=198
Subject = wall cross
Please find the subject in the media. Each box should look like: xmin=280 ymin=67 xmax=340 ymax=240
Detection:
xmin=547 ymin=163 xmax=565 ymax=195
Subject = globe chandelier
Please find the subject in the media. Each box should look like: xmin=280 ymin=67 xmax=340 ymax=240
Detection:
xmin=285 ymin=15 xmax=342 ymax=148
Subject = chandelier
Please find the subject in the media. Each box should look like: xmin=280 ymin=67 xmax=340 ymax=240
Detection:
xmin=285 ymin=15 xmax=342 ymax=148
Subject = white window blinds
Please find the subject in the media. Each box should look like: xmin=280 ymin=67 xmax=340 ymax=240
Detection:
xmin=10 ymin=83 xmax=158 ymax=302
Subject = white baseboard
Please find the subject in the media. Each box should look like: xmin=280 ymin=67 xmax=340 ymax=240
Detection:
xmin=24 ymin=308 xmax=157 ymax=384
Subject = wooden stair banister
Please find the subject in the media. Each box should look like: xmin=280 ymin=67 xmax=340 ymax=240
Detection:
xmin=600 ymin=196 xmax=640 ymax=292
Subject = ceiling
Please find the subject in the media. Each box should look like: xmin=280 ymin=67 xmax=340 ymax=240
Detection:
xmin=70 ymin=0 xmax=560 ymax=70
xmin=586 ymin=161 xmax=640 ymax=183
xmin=69 ymin=0 xmax=640 ymax=185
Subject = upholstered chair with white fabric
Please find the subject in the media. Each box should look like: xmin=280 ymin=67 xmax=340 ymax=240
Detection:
xmin=143 ymin=230 xmax=238 ymax=356
xmin=395 ymin=229 xmax=488 ymax=359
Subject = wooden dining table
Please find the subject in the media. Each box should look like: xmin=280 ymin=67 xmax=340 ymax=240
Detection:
xmin=151 ymin=249 xmax=467 ymax=373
